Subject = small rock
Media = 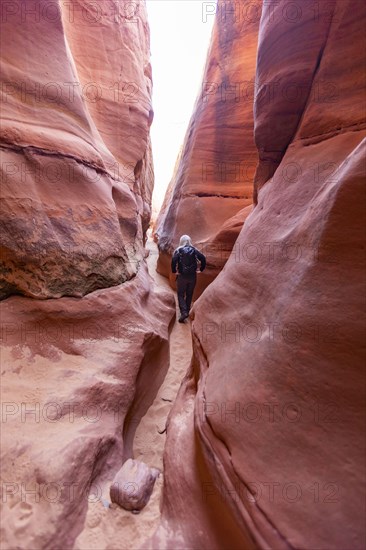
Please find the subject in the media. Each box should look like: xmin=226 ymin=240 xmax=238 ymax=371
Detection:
xmin=110 ymin=459 xmax=160 ymax=512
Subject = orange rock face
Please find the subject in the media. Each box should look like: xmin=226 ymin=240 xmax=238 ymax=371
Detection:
xmin=1 ymin=0 xmax=153 ymax=299
xmin=154 ymin=1 xmax=262 ymax=293
xmin=0 ymin=2 xmax=175 ymax=548
xmin=2 ymin=0 xmax=366 ymax=548
xmin=150 ymin=0 xmax=366 ymax=548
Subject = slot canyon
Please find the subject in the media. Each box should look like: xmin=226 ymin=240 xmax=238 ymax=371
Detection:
xmin=0 ymin=0 xmax=365 ymax=549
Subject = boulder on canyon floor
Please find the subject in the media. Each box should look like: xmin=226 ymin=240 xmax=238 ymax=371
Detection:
xmin=110 ymin=459 xmax=160 ymax=512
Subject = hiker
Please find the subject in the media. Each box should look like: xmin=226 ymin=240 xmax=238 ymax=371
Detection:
xmin=171 ymin=235 xmax=206 ymax=323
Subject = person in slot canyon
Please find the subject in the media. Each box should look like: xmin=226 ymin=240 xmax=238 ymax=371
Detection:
xmin=171 ymin=235 xmax=206 ymax=323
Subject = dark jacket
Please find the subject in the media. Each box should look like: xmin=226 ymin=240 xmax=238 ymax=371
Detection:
xmin=171 ymin=245 xmax=206 ymax=276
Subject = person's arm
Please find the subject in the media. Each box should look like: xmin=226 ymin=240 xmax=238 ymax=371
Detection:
xmin=195 ymin=249 xmax=206 ymax=271
xmin=171 ymin=250 xmax=179 ymax=273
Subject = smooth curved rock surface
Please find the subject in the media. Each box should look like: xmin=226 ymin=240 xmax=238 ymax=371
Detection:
xmin=0 ymin=2 xmax=176 ymax=549
xmin=154 ymin=0 xmax=262 ymax=293
xmin=0 ymin=0 xmax=153 ymax=299
xmin=148 ymin=0 xmax=366 ymax=548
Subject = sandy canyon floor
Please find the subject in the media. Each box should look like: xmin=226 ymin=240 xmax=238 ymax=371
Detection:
xmin=74 ymin=236 xmax=192 ymax=550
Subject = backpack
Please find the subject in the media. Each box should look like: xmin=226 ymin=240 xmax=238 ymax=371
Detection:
xmin=178 ymin=246 xmax=197 ymax=275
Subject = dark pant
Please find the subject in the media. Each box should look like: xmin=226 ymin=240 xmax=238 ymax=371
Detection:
xmin=176 ymin=274 xmax=196 ymax=316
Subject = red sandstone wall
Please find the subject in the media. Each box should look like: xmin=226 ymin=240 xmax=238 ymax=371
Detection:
xmin=154 ymin=0 xmax=262 ymax=296
xmin=149 ymin=1 xmax=366 ymax=548
xmin=1 ymin=0 xmax=154 ymax=299
xmin=0 ymin=2 xmax=175 ymax=548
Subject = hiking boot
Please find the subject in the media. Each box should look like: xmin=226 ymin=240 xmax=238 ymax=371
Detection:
xmin=178 ymin=312 xmax=189 ymax=323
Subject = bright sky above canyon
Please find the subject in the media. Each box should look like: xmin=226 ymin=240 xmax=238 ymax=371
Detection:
xmin=146 ymin=0 xmax=216 ymax=211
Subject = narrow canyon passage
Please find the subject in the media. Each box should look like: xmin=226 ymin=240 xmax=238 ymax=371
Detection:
xmin=1 ymin=0 xmax=365 ymax=548
xmin=73 ymin=235 xmax=193 ymax=550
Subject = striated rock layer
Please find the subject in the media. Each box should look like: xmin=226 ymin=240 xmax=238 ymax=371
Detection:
xmin=154 ymin=1 xmax=262 ymax=296
xmin=149 ymin=0 xmax=366 ymax=548
xmin=0 ymin=2 xmax=175 ymax=549
xmin=0 ymin=0 xmax=153 ymax=299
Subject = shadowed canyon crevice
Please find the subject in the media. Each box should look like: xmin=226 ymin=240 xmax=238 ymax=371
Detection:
xmin=1 ymin=1 xmax=365 ymax=549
